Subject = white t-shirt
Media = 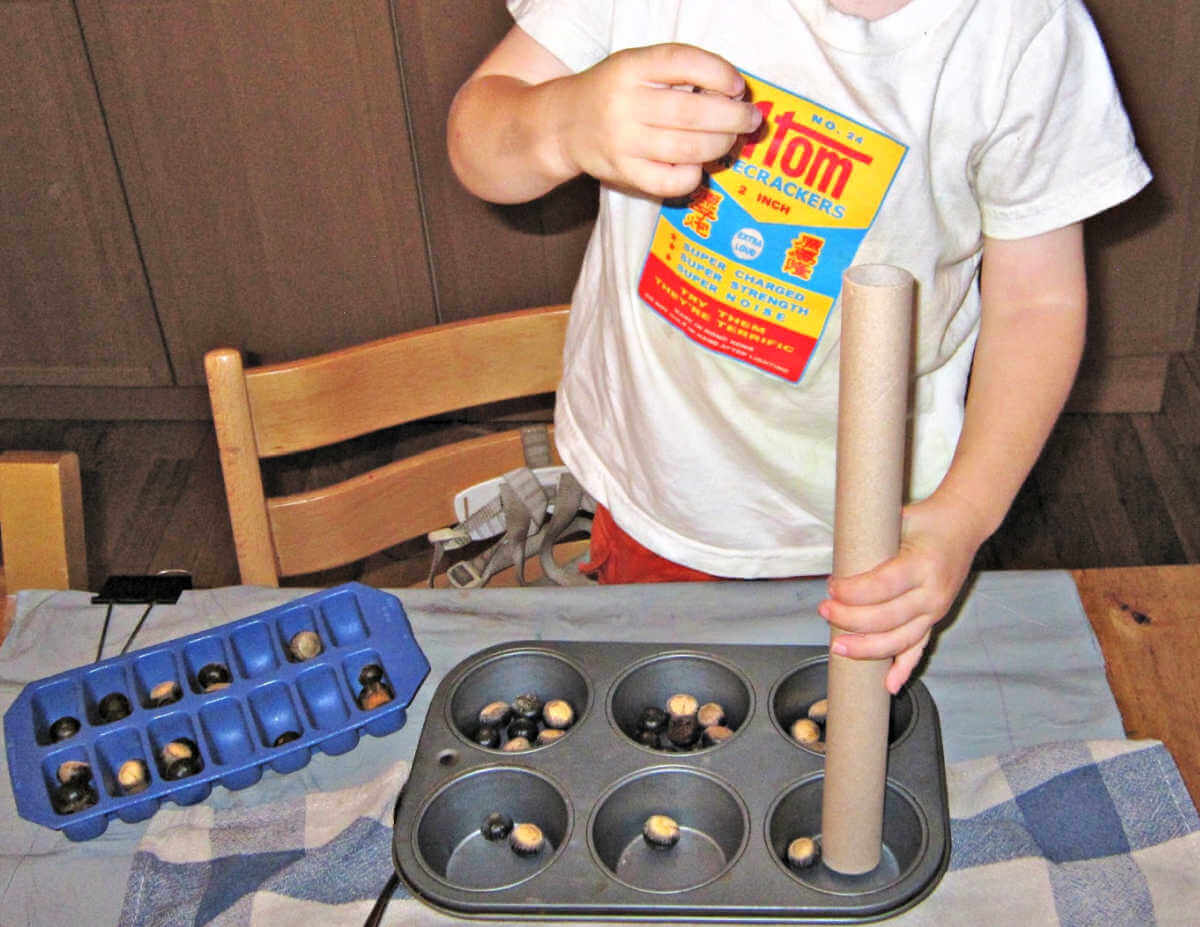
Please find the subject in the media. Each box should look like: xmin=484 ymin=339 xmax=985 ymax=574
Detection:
xmin=507 ymin=0 xmax=1151 ymax=577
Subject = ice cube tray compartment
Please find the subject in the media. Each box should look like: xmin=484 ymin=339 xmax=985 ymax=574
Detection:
xmin=393 ymin=642 xmax=949 ymax=923
xmin=5 ymin=583 xmax=429 ymax=841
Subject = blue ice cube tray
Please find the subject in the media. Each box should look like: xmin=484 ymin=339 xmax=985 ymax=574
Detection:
xmin=4 ymin=582 xmax=429 ymax=841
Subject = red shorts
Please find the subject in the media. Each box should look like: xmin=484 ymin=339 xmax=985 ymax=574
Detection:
xmin=579 ymin=505 xmax=721 ymax=584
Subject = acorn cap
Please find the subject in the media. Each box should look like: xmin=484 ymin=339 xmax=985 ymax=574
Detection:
xmin=473 ymin=724 xmax=501 ymax=749
xmin=273 ymin=730 xmax=301 ymax=747
xmin=97 ymin=691 xmax=131 ymax=723
xmin=501 ymin=736 xmax=532 ymax=752
xmin=790 ymin=718 xmax=822 ymax=745
xmin=786 ymin=836 xmax=820 ymax=869
xmin=643 ymin=814 xmax=681 ymax=848
xmin=358 ymin=663 xmax=384 ymax=686
xmin=48 ymin=716 xmax=81 ymax=742
xmin=480 ymin=811 xmax=514 ymax=841
xmin=196 ymin=663 xmax=232 ymax=689
xmin=536 ymin=727 xmax=566 ymax=746
xmin=511 ymin=693 xmax=543 ymax=721
xmin=506 ymin=717 xmax=539 ymax=742
xmin=542 ymin=698 xmax=574 ymax=730
xmin=696 ymin=701 xmax=725 ymax=728
xmin=666 ymin=693 xmax=699 ymax=719
xmin=52 ymin=780 xmax=97 ymax=815
xmin=702 ymin=724 xmax=735 ymax=746
xmin=164 ymin=755 xmax=202 ymax=780
xmin=637 ymin=706 xmax=668 ymax=733
xmin=667 ymin=714 xmax=699 ymax=748
xmin=509 ymin=821 xmax=545 ymax=856
xmin=807 ymin=698 xmax=829 ymax=724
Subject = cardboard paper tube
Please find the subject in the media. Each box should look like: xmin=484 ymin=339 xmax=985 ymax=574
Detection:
xmin=820 ymin=264 xmax=914 ymax=875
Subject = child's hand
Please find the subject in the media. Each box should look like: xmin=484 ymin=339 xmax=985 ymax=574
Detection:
xmin=817 ymin=491 xmax=987 ymax=694
xmin=552 ymin=44 xmax=762 ymax=198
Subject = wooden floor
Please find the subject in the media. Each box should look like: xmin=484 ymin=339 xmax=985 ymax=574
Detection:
xmin=1 ymin=341 xmax=1198 ymax=592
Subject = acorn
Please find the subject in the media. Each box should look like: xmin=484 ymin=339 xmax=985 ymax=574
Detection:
xmin=117 ymin=758 xmax=150 ymax=794
xmin=666 ymin=693 xmax=699 ymax=720
xmin=273 ymin=730 xmax=301 ymax=747
xmin=667 ymin=714 xmax=699 ymax=749
xmin=196 ymin=663 xmax=232 ymax=693
xmin=97 ymin=691 xmax=131 ymax=724
xmin=506 ymin=717 xmax=539 ymax=742
xmin=511 ymin=693 xmax=543 ymax=721
xmin=160 ymin=738 xmax=202 ymax=780
xmin=357 ymin=681 xmax=393 ymax=711
xmin=786 ymin=836 xmax=820 ymax=870
xmin=696 ymin=701 xmax=725 ymax=728
xmin=635 ymin=729 xmax=660 ymax=748
xmin=478 ymin=700 xmax=512 ymax=728
xmin=48 ymin=716 xmax=81 ymax=742
xmin=542 ymin=698 xmax=574 ymax=730
xmin=149 ymin=679 xmax=182 ymax=707
xmin=57 ymin=759 xmax=92 ymax=785
xmin=358 ymin=663 xmax=384 ymax=687
xmin=807 ymin=698 xmax=829 ymax=724
xmin=473 ymin=724 xmax=501 ymax=749
xmin=702 ymin=724 xmax=735 ymax=746
xmin=501 ymin=735 xmax=532 ymax=752
xmin=791 ymin=718 xmax=822 ymax=746
xmin=509 ymin=821 xmax=545 ymax=856
xmin=288 ymin=630 xmax=323 ymax=662
xmin=637 ymin=706 xmax=668 ymax=734
xmin=643 ymin=814 xmax=681 ymax=849
xmin=51 ymin=779 xmax=98 ymax=815
xmin=536 ymin=728 xmax=565 ymax=746
xmin=480 ymin=811 xmax=514 ymax=842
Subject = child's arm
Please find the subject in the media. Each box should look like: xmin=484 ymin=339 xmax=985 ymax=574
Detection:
xmin=447 ymin=26 xmax=762 ymax=204
xmin=819 ymin=222 xmax=1088 ymax=693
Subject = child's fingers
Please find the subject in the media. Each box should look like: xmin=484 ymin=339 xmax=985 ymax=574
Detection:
xmin=620 ymin=160 xmax=706 ymax=199
xmin=818 ymin=584 xmax=927 ymax=634
xmin=629 ymin=43 xmax=748 ymax=99
xmin=830 ymin=613 xmax=934 ymax=662
xmin=638 ymin=85 xmax=762 ymax=135
xmin=826 ymin=557 xmax=919 ymax=607
xmin=885 ymin=632 xmax=931 ymax=694
xmin=630 ymin=126 xmax=745 ymax=169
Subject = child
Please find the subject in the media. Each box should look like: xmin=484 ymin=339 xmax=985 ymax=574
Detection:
xmin=447 ymin=0 xmax=1150 ymax=692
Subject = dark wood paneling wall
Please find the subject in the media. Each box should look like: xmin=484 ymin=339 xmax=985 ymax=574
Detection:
xmin=75 ymin=0 xmax=438 ymax=384
xmin=0 ymin=1 xmax=170 ymax=388
xmin=392 ymin=0 xmax=597 ymax=323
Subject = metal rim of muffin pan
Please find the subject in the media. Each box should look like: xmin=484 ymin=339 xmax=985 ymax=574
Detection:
xmin=392 ymin=640 xmax=949 ymax=922
xmin=5 ymin=583 xmax=429 ymax=841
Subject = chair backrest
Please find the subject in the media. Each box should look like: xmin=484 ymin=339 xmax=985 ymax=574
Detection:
xmin=204 ymin=305 xmax=570 ymax=586
xmin=0 ymin=451 xmax=88 ymax=592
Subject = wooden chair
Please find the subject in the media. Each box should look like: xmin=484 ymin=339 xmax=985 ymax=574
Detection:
xmin=204 ymin=305 xmax=575 ymax=587
xmin=0 ymin=451 xmax=88 ymax=594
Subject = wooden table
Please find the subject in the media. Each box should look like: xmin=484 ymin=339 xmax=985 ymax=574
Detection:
xmin=1073 ymin=565 xmax=1200 ymax=809
xmin=3 ymin=565 xmax=1198 ymax=806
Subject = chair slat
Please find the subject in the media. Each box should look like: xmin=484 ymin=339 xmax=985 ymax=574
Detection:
xmin=266 ymin=430 xmax=547 ymax=577
xmin=244 ymin=305 xmax=568 ymax=457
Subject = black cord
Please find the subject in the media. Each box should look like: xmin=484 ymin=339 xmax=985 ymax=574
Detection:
xmin=118 ymin=602 xmax=156 ymax=655
xmin=94 ymin=602 xmax=115 ymax=662
xmin=362 ymin=872 xmax=400 ymax=927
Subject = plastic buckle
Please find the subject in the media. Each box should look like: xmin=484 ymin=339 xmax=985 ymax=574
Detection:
xmin=447 ymin=560 xmax=484 ymax=589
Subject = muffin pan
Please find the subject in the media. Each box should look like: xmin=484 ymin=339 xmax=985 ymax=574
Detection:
xmin=5 ymin=583 xmax=429 ymax=841
xmin=393 ymin=642 xmax=948 ymax=921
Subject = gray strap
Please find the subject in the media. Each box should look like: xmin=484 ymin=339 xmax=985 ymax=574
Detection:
xmin=520 ymin=425 xmax=553 ymax=469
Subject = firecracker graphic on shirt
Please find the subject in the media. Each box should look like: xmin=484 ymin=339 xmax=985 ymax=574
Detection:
xmin=637 ymin=71 xmax=907 ymax=383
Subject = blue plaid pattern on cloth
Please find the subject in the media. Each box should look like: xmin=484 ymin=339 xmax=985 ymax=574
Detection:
xmin=119 ymin=740 xmax=1200 ymax=926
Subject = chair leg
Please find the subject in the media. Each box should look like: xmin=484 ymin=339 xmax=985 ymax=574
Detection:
xmin=0 ymin=451 xmax=88 ymax=591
